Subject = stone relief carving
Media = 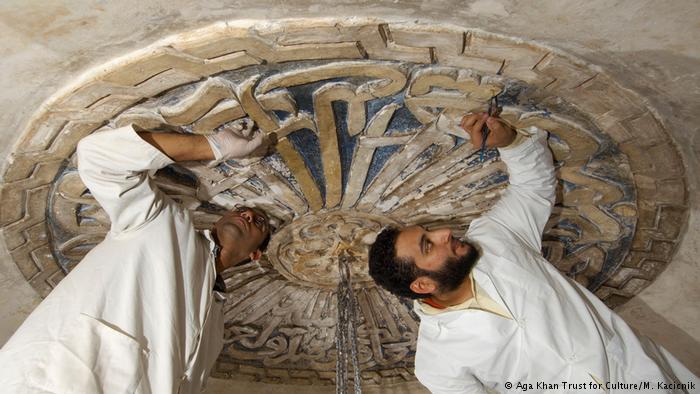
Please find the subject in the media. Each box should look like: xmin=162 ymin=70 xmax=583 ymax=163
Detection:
xmin=267 ymin=210 xmax=399 ymax=288
xmin=1 ymin=20 xmax=687 ymax=384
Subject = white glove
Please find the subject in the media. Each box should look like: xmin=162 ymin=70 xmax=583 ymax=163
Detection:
xmin=205 ymin=119 xmax=265 ymax=161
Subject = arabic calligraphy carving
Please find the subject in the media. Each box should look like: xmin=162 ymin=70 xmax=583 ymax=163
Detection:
xmin=1 ymin=20 xmax=687 ymax=384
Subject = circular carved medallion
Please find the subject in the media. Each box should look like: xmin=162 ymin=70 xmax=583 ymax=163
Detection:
xmin=0 ymin=19 xmax=688 ymax=385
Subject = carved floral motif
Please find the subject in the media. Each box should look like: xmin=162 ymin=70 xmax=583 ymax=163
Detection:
xmin=267 ymin=211 xmax=399 ymax=288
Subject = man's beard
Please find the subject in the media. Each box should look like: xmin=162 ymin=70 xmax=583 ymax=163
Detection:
xmin=424 ymin=244 xmax=479 ymax=294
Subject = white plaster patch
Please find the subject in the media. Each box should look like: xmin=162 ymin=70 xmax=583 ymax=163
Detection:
xmin=468 ymin=0 xmax=509 ymax=17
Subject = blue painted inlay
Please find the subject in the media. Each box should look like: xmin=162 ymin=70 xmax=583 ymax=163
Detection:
xmin=76 ymin=204 xmax=96 ymax=225
xmin=465 ymin=147 xmax=499 ymax=166
xmin=364 ymin=145 xmax=402 ymax=190
xmin=262 ymin=152 xmax=299 ymax=188
xmin=365 ymin=92 xmax=423 ymax=136
xmin=158 ymin=164 xmax=198 ymax=187
xmin=286 ymin=128 xmax=326 ymax=204
xmin=284 ymin=78 xmax=346 ymax=114
xmin=386 ymin=103 xmax=424 ymax=135
xmin=555 ymin=219 xmax=582 ymax=239
xmin=273 ymin=110 xmax=292 ymax=122
xmin=277 ymin=86 xmax=425 ymax=196
xmin=366 ymin=94 xmax=402 ymax=120
xmin=416 ymin=143 xmax=439 ymax=162
xmin=399 ymin=144 xmax=441 ymax=181
xmin=332 ymin=101 xmax=358 ymax=197
xmin=547 ymin=132 xmax=565 ymax=147
xmin=561 ymin=179 xmax=578 ymax=193
xmin=460 ymin=169 xmax=509 ymax=198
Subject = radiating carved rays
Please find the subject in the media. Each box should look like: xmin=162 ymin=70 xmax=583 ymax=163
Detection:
xmin=257 ymin=61 xmax=409 ymax=210
xmin=111 ymin=62 xmax=632 ymax=262
xmin=116 ymin=62 xmax=509 ymax=222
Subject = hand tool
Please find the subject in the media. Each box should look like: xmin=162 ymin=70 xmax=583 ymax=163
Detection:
xmin=479 ymin=60 xmax=505 ymax=162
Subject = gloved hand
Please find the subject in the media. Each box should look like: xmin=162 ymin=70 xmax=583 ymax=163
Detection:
xmin=205 ymin=118 xmax=266 ymax=161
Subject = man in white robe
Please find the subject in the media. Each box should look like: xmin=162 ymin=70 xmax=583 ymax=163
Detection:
xmin=368 ymin=113 xmax=699 ymax=393
xmin=0 ymin=123 xmax=271 ymax=393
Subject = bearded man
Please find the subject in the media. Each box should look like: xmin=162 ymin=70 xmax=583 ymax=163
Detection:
xmin=368 ymin=113 xmax=698 ymax=393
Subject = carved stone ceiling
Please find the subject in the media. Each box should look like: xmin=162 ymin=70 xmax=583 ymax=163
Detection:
xmin=0 ymin=19 xmax=688 ymax=386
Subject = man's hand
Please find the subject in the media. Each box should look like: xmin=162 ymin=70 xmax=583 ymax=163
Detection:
xmin=205 ymin=119 xmax=268 ymax=161
xmin=137 ymin=118 xmax=271 ymax=163
xmin=460 ymin=113 xmax=516 ymax=149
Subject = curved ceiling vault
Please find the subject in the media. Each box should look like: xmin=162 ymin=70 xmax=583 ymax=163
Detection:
xmin=0 ymin=19 xmax=688 ymax=386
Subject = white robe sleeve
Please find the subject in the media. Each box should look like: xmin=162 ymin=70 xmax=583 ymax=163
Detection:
xmin=416 ymin=369 xmax=491 ymax=394
xmin=77 ymin=125 xmax=175 ymax=233
xmin=478 ymin=127 xmax=557 ymax=251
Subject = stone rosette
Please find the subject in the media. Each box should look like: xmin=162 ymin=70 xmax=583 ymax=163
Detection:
xmin=267 ymin=210 xmax=399 ymax=288
xmin=0 ymin=19 xmax=688 ymax=385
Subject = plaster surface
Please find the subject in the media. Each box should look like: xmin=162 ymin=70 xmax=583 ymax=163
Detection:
xmin=1 ymin=0 xmax=698 ymax=389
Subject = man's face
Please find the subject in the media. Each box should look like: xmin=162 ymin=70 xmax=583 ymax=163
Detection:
xmin=395 ymin=225 xmax=475 ymax=294
xmin=214 ymin=207 xmax=270 ymax=267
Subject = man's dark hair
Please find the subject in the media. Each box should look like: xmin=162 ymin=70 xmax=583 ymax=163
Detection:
xmin=368 ymin=226 xmax=429 ymax=299
xmin=368 ymin=226 xmax=480 ymax=299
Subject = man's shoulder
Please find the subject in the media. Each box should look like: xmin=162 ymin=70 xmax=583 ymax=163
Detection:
xmin=468 ymin=215 xmax=542 ymax=259
xmin=105 ymin=201 xmax=197 ymax=246
xmin=147 ymin=195 xmax=196 ymax=225
xmin=414 ymin=303 xmax=509 ymax=341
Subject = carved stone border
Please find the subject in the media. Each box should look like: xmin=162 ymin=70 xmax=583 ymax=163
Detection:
xmin=0 ymin=18 xmax=688 ymax=381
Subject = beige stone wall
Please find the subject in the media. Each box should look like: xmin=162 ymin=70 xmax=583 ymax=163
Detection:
xmin=1 ymin=1 xmax=698 ymax=390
